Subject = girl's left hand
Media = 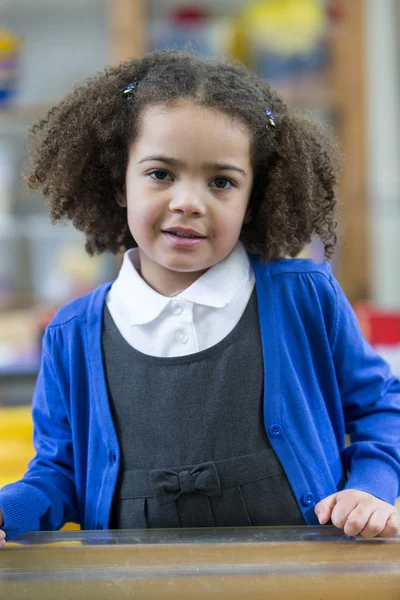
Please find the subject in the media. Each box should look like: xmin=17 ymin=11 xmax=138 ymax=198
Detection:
xmin=315 ymin=489 xmax=400 ymax=538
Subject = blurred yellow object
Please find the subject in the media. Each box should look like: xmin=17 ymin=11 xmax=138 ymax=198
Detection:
xmin=56 ymin=243 xmax=103 ymax=285
xmin=0 ymin=27 xmax=21 ymax=57
xmin=62 ymin=522 xmax=80 ymax=530
xmin=230 ymin=0 xmax=325 ymax=64
xmin=0 ymin=405 xmax=79 ymax=530
xmin=0 ymin=405 xmax=33 ymax=441
xmin=0 ymin=440 xmax=33 ymax=481
xmin=0 ymin=406 xmax=34 ymax=488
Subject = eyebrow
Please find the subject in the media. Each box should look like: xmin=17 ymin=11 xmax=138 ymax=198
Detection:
xmin=138 ymin=155 xmax=248 ymax=177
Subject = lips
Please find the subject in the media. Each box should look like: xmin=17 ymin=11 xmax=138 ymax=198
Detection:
xmin=162 ymin=226 xmax=206 ymax=239
xmin=162 ymin=227 xmax=207 ymax=249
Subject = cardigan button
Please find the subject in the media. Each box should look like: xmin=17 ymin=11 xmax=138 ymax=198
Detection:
xmin=301 ymin=493 xmax=315 ymax=507
xmin=269 ymin=424 xmax=283 ymax=437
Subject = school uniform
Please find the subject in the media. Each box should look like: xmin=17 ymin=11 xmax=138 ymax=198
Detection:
xmin=1 ymin=244 xmax=399 ymax=540
xmin=104 ymin=243 xmax=304 ymax=527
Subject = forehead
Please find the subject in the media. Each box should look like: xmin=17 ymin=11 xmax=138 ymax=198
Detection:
xmin=131 ymin=100 xmax=252 ymax=166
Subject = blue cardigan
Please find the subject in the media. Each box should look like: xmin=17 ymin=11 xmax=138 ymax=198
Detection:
xmin=1 ymin=256 xmax=400 ymax=540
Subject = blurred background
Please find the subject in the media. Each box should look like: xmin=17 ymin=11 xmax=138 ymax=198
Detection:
xmin=0 ymin=0 xmax=399 ymax=509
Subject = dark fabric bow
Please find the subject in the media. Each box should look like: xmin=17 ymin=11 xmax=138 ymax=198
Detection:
xmin=150 ymin=461 xmax=221 ymax=506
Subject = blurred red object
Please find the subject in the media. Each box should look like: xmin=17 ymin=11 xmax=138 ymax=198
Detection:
xmin=170 ymin=6 xmax=210 ymax=25
xmin=355 ymin=302 xmax=400 ymax=346
xmin=327 ymin=1 xmax=346 ymax=23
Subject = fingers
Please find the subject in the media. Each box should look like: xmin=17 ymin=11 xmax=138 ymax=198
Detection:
xmin=315 ymin=493 xmax=338 ymax=524
xmin=362 ymin=510 xmax=397 ymax=538
xmin=0 ymin=530 xmax=6 ymax=549
xmin=315 ymin=490 xmax=400 ymax=539
xmin=339 ymin=502 xmax=370 ymax=536
xmin=375 ymin=511 xmax=400 ymax=538
xmin=330 ymin=493 xmax=360 ymax=532
xmin=341 ymin=504 xmax=398 ymax=538
xmin=352 ymin=509 xmax=386 ymax=538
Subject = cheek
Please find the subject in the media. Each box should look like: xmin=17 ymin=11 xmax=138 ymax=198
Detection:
xmin=215 ymin=204 xmax=247 ymax=236
xmin=127 ymin=196 xmax=162 ymax=237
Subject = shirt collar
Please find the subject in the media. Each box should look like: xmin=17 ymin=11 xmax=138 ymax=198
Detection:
xmin=178 ymin=241 xmax=252 ymax=308
xmin=109 ymin=241 xmax=253 ymax=326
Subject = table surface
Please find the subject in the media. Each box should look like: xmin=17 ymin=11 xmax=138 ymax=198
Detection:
xmin=2 ymin=527 xmax=400 ymax=599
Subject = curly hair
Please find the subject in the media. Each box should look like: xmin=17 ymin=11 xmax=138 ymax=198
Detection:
xmin=25 ymin=49 xmax=340 ymax=261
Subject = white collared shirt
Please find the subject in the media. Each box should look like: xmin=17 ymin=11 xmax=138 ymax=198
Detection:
xmin=106 ymin=241 xmax=255 ymax=357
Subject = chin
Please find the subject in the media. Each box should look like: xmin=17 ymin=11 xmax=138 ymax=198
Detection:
xmin=160 ymin=257 xmax=212 ymax=274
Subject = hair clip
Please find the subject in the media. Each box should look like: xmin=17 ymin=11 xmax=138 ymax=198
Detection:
xmin=266 ymin=108 xmax=276 ymax=128
xmin=120 ymin=80 xmax=139 ymax=99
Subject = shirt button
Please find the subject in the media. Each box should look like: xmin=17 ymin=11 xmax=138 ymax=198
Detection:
xmin=176 ymin=330 xmax=189 ymax=344
xmin=301 ymin=493 xmax=315 ymax=507
xmin=269 ymin=424 xmax=283 ymax=437
xmin=170 ymin=300 xmax=184 ymax=316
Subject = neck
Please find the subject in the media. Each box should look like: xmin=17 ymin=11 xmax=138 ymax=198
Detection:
xmin=138 ymin=251 xmax=208 ymax=297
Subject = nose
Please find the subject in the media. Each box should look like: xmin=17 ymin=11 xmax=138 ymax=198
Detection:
xmin=168 ymin=185 xmax=206 ymax=217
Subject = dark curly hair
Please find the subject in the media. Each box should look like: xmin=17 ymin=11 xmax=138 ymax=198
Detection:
xmin=25 ymin=49 xmax=340 ymax=261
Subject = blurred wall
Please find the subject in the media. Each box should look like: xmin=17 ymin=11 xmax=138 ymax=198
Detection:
xmin=2 ymin=0 xmax=108 ymax=105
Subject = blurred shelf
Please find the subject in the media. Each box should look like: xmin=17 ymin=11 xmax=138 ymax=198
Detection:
xmin=0 ymin=364 xmax=39 ymax=380
xmin=0 ymin=370 xmax=38 ymax=407
xmin=0 ymin=103 xmax=52 ymax=133
xmin=276 ymin=83 xmax=339 ymax=111
xmin=0 ymin=294 xmax=36 ymax=311
xmin=0 ymin=307 xmax=41 ymax=388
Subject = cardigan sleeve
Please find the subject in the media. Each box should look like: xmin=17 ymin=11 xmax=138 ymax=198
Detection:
xmin=0 ymin=328 xmax=79 ymax=540
xmin=330 ymin=276 xmax=400 ymax=504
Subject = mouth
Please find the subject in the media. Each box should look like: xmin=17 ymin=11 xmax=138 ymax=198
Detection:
xmin=162 ymin=227 xmax=206 ymax=239
xmin=161 ymin=227 xmax=207 ymax=248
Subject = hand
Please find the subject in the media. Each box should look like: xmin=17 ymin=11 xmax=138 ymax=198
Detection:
xmin=315 ymin=489 xmax=400 ymax=538
xmin=0 ymin=508 xmax=5 ymax=548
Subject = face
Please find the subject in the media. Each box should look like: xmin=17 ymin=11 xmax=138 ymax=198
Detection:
xmin=120 ymin=100 xmax=254 ymax=295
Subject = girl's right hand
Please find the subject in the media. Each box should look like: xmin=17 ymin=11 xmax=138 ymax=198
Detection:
xmin=0 ymin=509 xmax=6 ymax=548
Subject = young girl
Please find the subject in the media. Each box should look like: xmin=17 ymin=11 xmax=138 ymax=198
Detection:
xmin=0 ymin=50 xmax=399 ymax=546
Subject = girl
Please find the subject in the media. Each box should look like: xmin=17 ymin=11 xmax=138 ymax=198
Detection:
xmin=0 ymin=50 xmax=399 ymax=546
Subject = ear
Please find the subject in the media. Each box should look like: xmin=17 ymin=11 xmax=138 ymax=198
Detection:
xmin=116 ymin=185 xmax=127 ymax=208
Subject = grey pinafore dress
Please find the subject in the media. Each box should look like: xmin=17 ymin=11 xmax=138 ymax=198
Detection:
xmin=102 ymin=289 xmax=305 ymax=528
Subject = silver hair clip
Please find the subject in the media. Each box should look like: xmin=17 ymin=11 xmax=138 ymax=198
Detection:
xmin=266 ymin=108 xmax=276 ymax=128
xmin=120 ymin=80 xmax=139 ymax=99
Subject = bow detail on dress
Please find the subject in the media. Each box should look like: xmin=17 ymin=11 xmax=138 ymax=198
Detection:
xmin=150 ymin=461 xmax=221 ymax=506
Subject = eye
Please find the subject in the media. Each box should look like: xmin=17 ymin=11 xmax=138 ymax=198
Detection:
xmin=211 ymin=177 xmax=235 ymax=190
xmin=149 ymin=169 xmax=173 ymax=182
